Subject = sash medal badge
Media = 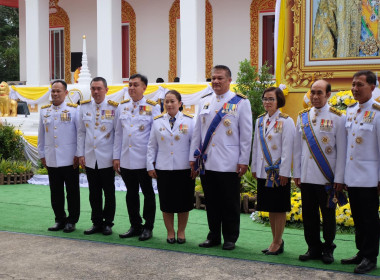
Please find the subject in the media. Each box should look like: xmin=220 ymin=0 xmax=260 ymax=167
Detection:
xmin=320 ymin=119 xmax=333 ymax=132
xmin=60 ymin=110 xmax=71 ymax=122
xmin=363 ymin=111 xmax=375 ymax=123
xmin=139 ymin=105 xmax=152 ymax=116
xmin=222 ymin=103 xmax=237 ymax=115
xmin=274 ymin=121 xmax=283 ymax=133
xmin=102 ymin=110 xmax=115 ymax=120
xmin=179 ymin=124 xmax=188 ymax=134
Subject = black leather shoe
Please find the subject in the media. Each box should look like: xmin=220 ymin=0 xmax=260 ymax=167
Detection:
xmin=139 ymin=229 xmax=153 ymax=241
xmin=84 ymin=225 xmax=102 ymax=235
xmin=199 ymin=239 xmax=221 ymax=248
xmin=222 ymin=241 xmax=236 ymax=250
xmin=63 ymin=223 xmax=76 ymax=233
xmin=322 ymin=243 xmax=336 ymax=264
xmin=354 ymin=258 xmax=377 ymax=274
xmin=266 ymin=240 xmax=284 ymax=255
xmin=119 ymin=227 xmax=143 ymax=238
xmin=177 ymin=238 xmax=186 ymax=244
xmin=102 ymin=225 xmax=112 ymax=235
xmin=261 ymin=248 xmax=269 ymax=253
xmin=48 ymin=222 xmax=65 ymax=231
xmin=299 ymin=250 xmax=322 ymax=261
xmin=167 ymin=238 xmax=176 ymax=244
xmin=341 ymin=254 xmax=362 ymax=265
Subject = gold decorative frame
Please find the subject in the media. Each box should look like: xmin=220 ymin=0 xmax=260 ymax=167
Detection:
xmin=122 ymin=0 xmax=137 ymax=76
xmin=280 ymin=0 xmax=380 ymax=92
xmin=49 ymin=0 xmax=71 ymax=85
xmin=250 ymin=0 xmax=275 ymax=69
xmin=169 ymin=0 xmax=213 ymax=82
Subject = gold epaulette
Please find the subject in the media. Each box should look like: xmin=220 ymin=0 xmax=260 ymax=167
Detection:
xmin=67 ymin=103 xmax=78 ymax=108
xmin=154 ymin=114 xmax=164 ymax=120
xmin=298 ymin=108 xmax=311 ymax=115
xmin=201 ymin=92 xmax=212 ymax=99
xmin=41 ymin=104 xmax=51 ymax=109
xmin=146 ymin=99 xmax=158 ymax=106
xmin=279 ymin=112 xmax=289 ymax=119
xmin=257 ymin=112 xmax=266 ymax=119
xmin=80 ymin=99 xmax=91 ymax=105
xmin=236 ymin=92 xmax=247 ymax=99
xmin=183 ymin=112 xmax=194 ymax=118
xmin=108 ymin=100 xmax=119 ymax=107
xmin=121 ymin=99 xmax=130 ymax=104
xmin=372 ymin=103 xmax=380 ymax=111
xmin=329 ymin=107 xmax=342 ymax=116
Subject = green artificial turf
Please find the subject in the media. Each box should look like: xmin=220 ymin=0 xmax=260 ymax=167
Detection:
xmin=0 ymin=184 xmax=378 ymax=276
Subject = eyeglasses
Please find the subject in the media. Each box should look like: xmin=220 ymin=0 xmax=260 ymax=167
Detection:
xmin=262 ymin=97 xmax=276 ymax=103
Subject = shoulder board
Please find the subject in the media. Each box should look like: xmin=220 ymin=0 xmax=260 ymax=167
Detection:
xmin=372 ymin=103 xmax=380 ymax=111
xmin=80 ymin=99 xmax=91 ymax=105
xmin=41 ymin=104 xmax=51 ymax=109
xmin=108 ymin=100 xmax=119 ymax=107
xmin=201 ymin=92 xmax=212 ymax=99
xmin=329 ymin=107 xmax=342 ymax=116
xmin=279 ymin=112 xmax=289 ymax=119
xmin=298 ymin=108 xmax=311 ymax=115
xmin=183 ymin=112 xmax=194 ymax=118
xmin=257 ymin=112 xmax=266 ymax=119
xmin=120 ymin=99 xmax=130 ymax=104
xmin=348 ymin=102 xmax=358 ymax=108
xmin=67 ymin=103 xmax=78 ymax=108
xmin=154 ymin=114 xmax=164 ymax=120
xmin=236 ymin=92 xmax=247 ymax=99
xmin=146 ymin=99 xmax=158 ymax=106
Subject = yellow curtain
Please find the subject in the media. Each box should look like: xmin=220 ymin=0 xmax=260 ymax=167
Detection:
xmin=11 ymin=86 xmax=50 ymax=100
xmin=106 ymin=86 xmax=126 ymax=96
xmin=23 ymin=136 xmax=38 ymax=148
xmin=161 ymin=84 xmax=209 ymax=94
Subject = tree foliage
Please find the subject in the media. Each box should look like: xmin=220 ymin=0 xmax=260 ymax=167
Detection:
xmin=0 ymin=6 xmax=19 ymax=81
xmin=234 ymin=59 xmax=274 ymax=132
xmin=0 ymin=123 xmax=24 ymax=161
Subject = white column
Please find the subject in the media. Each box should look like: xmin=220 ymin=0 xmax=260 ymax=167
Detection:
xmin=180 ymin=0 xmax=205 ymax=83
xmin=25 ymin=0 xmax=49 ymax=85
xmin=96 ymin=0 xmax=122 ymax=85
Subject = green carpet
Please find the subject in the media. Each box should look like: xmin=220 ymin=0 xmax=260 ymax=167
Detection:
xmin=0 ymin=184 xmax=378 ymax=276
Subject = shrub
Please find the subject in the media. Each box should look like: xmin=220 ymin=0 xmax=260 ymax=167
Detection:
xmin=0 ymin=122 xmax=24 ymax=160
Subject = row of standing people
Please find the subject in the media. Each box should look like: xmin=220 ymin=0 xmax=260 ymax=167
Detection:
xmin=38 ymin=67 xmax=379 ymax=274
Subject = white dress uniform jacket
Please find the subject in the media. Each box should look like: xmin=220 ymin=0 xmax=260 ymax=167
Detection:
xmin=147 ymin=111 xmax=194 ymax=171
xmin=189 ymin=90 xmax=252 ymax=172
xmin=77 ymin=99 xmax=118 ymax=169
xmin=251 ymin=109 xmax=295 ymax=179
xmin=38 ymin=102 xmax=78 ymax=167
xmin=293 ymin=104 xmax=346 ymax=184
xmin=113 ymin=97 xmax=161 ymax=169
xmin=345 ymin=98 xmax=380 ymax=187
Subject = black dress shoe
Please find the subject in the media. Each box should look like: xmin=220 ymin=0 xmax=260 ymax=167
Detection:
xmin=299 ymin=250 xmax=322 ymax=261
xmin=139 ymin=229 xmax=153 ymax=241
xmin=222 ymin=241 xmax=236 ymax=250
xmin=322 ymin=243 xmax=336 ymax=264
xmin=84 ymin=225 xmax=102 ymax=235
xmin=102 ymin=225 xmax=112 ymax=235
xmin=266 ymin=240 xmax=284 ymax=255
xmin=167 ymin=238 xmax=176 ymax=244
xmin=199 ymin=239 xmax=221 ymax=248
xmin=354 ymin=258 xmax=377 ymax=274
xmin=261 ymin=248 xmax=269 ymax=253
xmin=63 ymin=223 xmax=76 ymax=233
xmin=341 ymin=254 xmax=362 ymax=265
xmin=119 ymin=227 xmax=143 ymax=238
xmin=177 ymin=238 xmax=186 ymax=244
xmin=48 ymin=222 xmax=65 ymax=231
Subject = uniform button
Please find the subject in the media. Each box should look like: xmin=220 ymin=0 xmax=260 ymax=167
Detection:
xmin=130 ymin=124 xmax=133 ymax=127
xmin=94 ymin=146 xmax=96 ymax=149
xmin=94 ymin=136 xmax=97 ymax=139
xmin=171 ymin=152 xmax=173 ymax=155
xmin=213 ymin=132 xmax=216 ymax=135
xmin=128 ymin=134 xmax=131 ymax=137
xmin=95 ymin=127 xmax=98 ymax=129
xmin=309 ymin=156 xmax=312 ymax=159
xmin=54 ymin=136 xmax=57 ymax=138
xmin=54 ymin=126 xmax=57 ymax=129
xmin=355 ymin=121 xmax=358 ymax=124
xmin=96 ymin=118 xmax=99 ymax=121
xmin=351 ymin=145 xmax=354 ymax=148
xmin=129 ymin=145 xmax=132 ymax=147
xmin=132 ymin=115 xmax=135 ymax=117
xmin=170 ymin=134 xmax=173 ymax=137
xmin=55 ymin=145 xmax=58 ymax=148
xmin=54 ymin=117 xmax=57 ymax=120
xmin=215 ymin=110 xmax=218 ymax=113
xmin=350 ymin=156 xmax=353 ymax=160
xmin=212 ymin=143 xmax=215 ymax=147
xmin=352 ymin=133 xmax=355 ymax=136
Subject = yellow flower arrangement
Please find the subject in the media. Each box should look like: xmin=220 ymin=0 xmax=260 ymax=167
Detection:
xmin=328 ymin=90 xmax=357 ymax=114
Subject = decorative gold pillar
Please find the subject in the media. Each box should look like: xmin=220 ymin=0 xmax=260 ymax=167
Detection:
xmin=49 ymin=0 xmax=71 ymax=85
xmin=121 ymin=0 xmax=137 ymax=76
xmin=205 ymin=0 xmax=213 ymax=80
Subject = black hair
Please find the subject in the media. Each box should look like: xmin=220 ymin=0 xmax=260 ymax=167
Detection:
xmin=130 ymin=73 xmax=148 ymax=86
xmin=156 ymin=77 xmax=164 ymax=83
xmin=91 ymin=77 xmax=107 ymax=88
xmin=212 ymin=65 xmax=232 ymax=78
xmin=262 ymin=86 xmax=286 ymax=108
xmin=165 ymin=90 xmax=183 ymax=111
xmin=51 ymin=80 xmax=67 ymax=90
xmin=353 ymin=70 xmax=377 ymax=85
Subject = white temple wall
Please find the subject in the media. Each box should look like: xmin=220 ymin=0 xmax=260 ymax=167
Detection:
xmin=60 ymin=0 xmax=98 ymax=78
xmin=210 ymin=0 xmax=251 ymax=81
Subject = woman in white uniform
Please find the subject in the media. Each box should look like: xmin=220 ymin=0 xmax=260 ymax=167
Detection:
xmin=251 ymin=87 xmax=295 ymax=255
xmin=147 ymin=90 xmax=196 ymax=244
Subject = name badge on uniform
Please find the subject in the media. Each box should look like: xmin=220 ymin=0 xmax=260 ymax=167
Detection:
xmin=363 ymin=111 xmax=375 ymax=123
xmin=102 ymin=110 xmax=115 ymax=120
xmin=320 ymin=119 xmax=333 ymax=132
xmin=222 ymin=103 xmax=237 ymax=115
xmin=203 ymin=103 xmax=210 ymax=110
xmin=179 ymin=124 xmax=188 ymax=134
xmin=274 ymin=121 xmax=283 ymax=133
xmin=60 ymin=110 xmax=71 ymax=122
xmin=139 ymin=105 xmax=152 ymax=116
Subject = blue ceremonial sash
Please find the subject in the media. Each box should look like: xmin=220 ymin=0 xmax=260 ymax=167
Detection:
xmin=258 ymin=116 xmax=281 ymax=187
xmin=194 ymin=94 xmax=243 ymax=174
xmin=301 ymin=111 xmax=347 ymax=207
